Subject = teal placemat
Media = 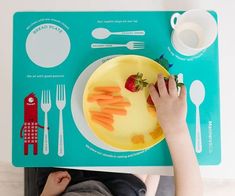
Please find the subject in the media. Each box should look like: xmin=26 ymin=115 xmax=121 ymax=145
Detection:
xmin=12 ymin=11 xmax=221 ymax=167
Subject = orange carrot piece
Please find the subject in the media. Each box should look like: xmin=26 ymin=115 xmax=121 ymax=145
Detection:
xmin=92 ymin=118 xmax=113 ymax=131
xmin=93 ymin=91 xmax=115 ymax=96
xmin=113 ymin=95 xmax=123 ymax=99
xmin=102 ymin=108 xmax=127 ymax=115
xmin=97 ymin=97 xmax=124 ymax=105
xmin=92 ymin=91 xmax=111 ymax=94
xmin=131 ymin=135 xmax=145 ymax=144
xmin=110 ymin=101 xmax=131 ymax=107
xmin=92 ymin=115 xmax=114 ymax=124
xmin=92 ymin=114 xmax=113 ymax=120
xmin=90 ymin=111 xmax=113 ymax=118
xmin=88 ymin=94 xmax=113 ymax=100
xmin=149 ymin=127 xmax=163 ymax=139
xmin=87 ymin=97 xmax=96 ymax=102
xmin=92 ymin=92 xmax=113 ymax=96
xmin=94 ymin=86 xmax=121 ymax=93
xmin=147 ymin=106 xmax=156 ymax=117
xmin=87 ymin=95 xmax=111 ymax=102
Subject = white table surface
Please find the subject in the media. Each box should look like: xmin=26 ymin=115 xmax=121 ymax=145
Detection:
xmin=0 ymin=0 xmax=235 ymax=178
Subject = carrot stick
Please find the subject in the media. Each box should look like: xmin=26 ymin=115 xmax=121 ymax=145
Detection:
xmin=102 ymin=108 xmax=127 ymax=115
xmin=88 ymin=94 xmax=113 ymax=100
xmin=97 ymin=97 xmax=124 ymax=105
xmin=92 ymin=115 xmax=114 ymax=124
xmin=92 ymin=94 xmax=113 ymax=99
xmin=92 ymin=114 xmax=113 ymax=120
xmin=110 ymin=101 xmax=131 ymax=107
xmin=113 ymin=95 xmax=123 ymax=99
xmin=92 ymin=114 xmax=113 ymax=119
xmin=94 ymin=86 xmax=121 ymax=93
xmin=92 ymin=92 xmax=113 ymax=96
xmin=91 ymin=91 xmax=111 ymax=94
xmin=92 ymin=118 xmax=113 ymax=131
xmin=87 ymin=97 xmax=96 ymax=102
xmin=90 ymin=111 xmax=113 ymax=119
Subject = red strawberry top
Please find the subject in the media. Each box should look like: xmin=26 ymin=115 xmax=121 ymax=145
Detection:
xmin=125 ymin=72 xmax=148 ymax=92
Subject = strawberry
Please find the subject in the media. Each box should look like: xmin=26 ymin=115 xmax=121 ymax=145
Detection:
xmin=147 ymin=75 xmax=183 ymax=105
xmin=125 ymin=72 xmax=148 ymax=92
xmin=147 ymin=95 xmax=154 ymax=105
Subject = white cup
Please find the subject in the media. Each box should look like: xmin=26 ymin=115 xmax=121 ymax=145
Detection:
xmin=171 ymin=9 xmax=218 ymax=56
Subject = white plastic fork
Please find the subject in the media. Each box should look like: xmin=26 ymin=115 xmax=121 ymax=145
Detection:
xmin=56 ymin=84 xmax=66 ymax=157
xmin=91 ymin=41 xmax=145 ymax=50
xmin=41 ymin=90 xmax=51 ymax=155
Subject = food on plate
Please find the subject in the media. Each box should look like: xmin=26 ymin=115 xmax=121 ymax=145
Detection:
xmin=90 ymin=111 xmax=113 ymax=119
xmin=131 ymin=134 xmax=145 ymax=144
xmin=149 ymin=126 xmax=163 ymax=139
xmin=92 ymin=118 xmax=114 ymax=131
xmin=147 ymin=95 xmax=155 ymax=106
xmin=88 ymin=86 xmax=129 ymax=131
xmin=125 ymin=72 xmax=148 ymax=92
xmin=92 ymin=115 xmax=114 ymax=124
xmin=110 ymin=101 xmax=131 ymax=107
xmin=94 ymin=86 xmax=121 ymax=93
xmin=147 ymin=105 xmax=156 ymax=117
xmin=87 ymin=94 xmax=113 ymax=102
xmin=102 ymin=108 xmax=127 ymax=116
xmin=97 ymin=96 xmax=124 ymax=105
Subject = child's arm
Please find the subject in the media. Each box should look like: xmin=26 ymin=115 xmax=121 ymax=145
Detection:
xmin=149 ymin=74 xmax=203 ymax=196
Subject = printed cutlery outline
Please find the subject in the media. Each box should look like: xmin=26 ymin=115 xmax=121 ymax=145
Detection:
xmin=91 ymin=41 xmax=145 ymax=50
xmin=41 ymin=90 xmax=51 ymax=155
xmin=92 ymin=28 xmax=145 ymax=40
xmin=189 ymin=80 xmax=205 ymax=153
xmin=56 ymin=84 xmax=66 ymax=157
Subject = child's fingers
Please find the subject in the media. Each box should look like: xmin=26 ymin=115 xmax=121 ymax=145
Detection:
xmin=157 ymin=74 xmax=168 ymax=97
xmin=60 ymin=177 xmax=71 ymax=187
xmin=53 ymin=171 xmax=71 ymax=183
xmin=55 ymin=171 xmax=71 ymax=179
xmin=168 ymin=75 xmax=177 ymax=97
xmin=149 ymin=84 xmax=159 ymax=105
xmin=179 ymin=85 xmax=187 ymax=100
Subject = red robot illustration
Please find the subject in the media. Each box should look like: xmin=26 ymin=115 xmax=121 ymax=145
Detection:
xmin=20 ymin=93 xmax=44 ymax=155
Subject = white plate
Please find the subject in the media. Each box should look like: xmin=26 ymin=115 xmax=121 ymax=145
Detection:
xmin=71 ymin=55 xmax=123 ymax=152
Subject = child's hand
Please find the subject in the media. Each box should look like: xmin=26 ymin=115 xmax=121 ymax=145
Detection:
xmin=149 ymin=74 xmax=187 ymax=138
xmin=41 ymin=171 xmax=71 ymax=196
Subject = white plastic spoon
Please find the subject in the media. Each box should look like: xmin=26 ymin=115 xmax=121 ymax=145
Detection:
xmin=92 ymin=28 xmax=145 ymax=39
xmin=189 ymin=80 xmax=205 ymax=153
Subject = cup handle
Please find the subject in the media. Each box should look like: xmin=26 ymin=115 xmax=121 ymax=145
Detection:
xmin=171 ymin=13 xmax=181 ymax=29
